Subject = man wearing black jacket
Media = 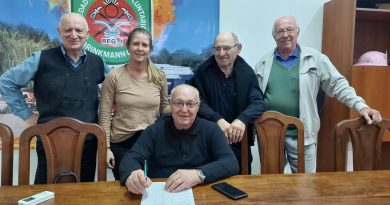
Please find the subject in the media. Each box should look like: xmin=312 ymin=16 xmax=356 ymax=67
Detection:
xmin=191 ymin=32 xmax=264 ymax=173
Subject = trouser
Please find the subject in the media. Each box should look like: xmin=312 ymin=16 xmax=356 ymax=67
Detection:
xmin=110 ymin=131 xmax=142 ymax=180
xmin=285 ymin=135 xmax=317 ymax=173
xmin=34 ymin=137 xmax=98 ymax=184
xmin=230 ymin=142 xmax=253 ymax=174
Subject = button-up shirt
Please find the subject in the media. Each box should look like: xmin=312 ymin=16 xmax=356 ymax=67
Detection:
xmin=275 ymin=46 xmax=300 ymax=69
xmin=0 ymin=46 xmax=111 ymax=120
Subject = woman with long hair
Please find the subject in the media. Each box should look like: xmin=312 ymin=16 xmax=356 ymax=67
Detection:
xmin=99 ymin=28 xmax=169 ymax=179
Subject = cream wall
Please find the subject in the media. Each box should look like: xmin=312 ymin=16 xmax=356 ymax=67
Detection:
xmin=220 ymin=0 xmax=330 ymax=67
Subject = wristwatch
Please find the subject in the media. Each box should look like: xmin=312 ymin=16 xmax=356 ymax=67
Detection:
xmin=196 ymin=169 xmax=206 ymax=182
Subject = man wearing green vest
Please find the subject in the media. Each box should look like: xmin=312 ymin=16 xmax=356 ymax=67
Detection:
xmin=255 ymin=16 xmax=382 ymax=173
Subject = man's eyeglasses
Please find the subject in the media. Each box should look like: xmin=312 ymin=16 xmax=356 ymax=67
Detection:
xmin=275 ymin=27 xmax=297 ymax=36
xmin=214 ymin=44 xmax=238 ymax=53
xmin=172 ymin=101 xmax=199 ymax=109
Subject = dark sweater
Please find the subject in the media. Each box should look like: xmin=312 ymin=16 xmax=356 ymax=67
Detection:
xmin=119 ymin=116 xmax=239 ymax=184
xmin=34 ymin=47 xmax=104 ymax=123
xmin=191 ymin=55 xmax=264 ymax=145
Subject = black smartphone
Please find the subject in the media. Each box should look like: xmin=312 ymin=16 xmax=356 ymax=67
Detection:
xmin=211 ymin=182 xmax=248 ymax=200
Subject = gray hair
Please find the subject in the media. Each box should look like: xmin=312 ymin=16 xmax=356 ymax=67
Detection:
xmin=231 ymin=32 xmax=239 ymax=44
xmin=214 ymin=32 xmax=239 ymax=45
xmin=272 ymin=16 xmax=299 ymax=37
xmin=171 ymin=84 xmax=200 ymax=102
xmin=58 ymin=13 xmax=89 ymax=31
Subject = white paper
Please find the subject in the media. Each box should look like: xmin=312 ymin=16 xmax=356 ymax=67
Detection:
xmin=141 ymin=182 xmax=195 ymax=205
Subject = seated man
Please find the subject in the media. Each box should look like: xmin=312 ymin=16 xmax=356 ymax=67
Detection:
xmin=119 ymin=84 xmax=239 ymax=194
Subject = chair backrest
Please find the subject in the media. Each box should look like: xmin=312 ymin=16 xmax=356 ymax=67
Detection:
xmin=240 ymin=130 xmax=249 ymax=175
xmin=18 ymin=117 xmax=107 ymax=185
xmin=335 ymin=117 xmax=390 ymax=171
xmin=0 ymin=123 xmax=13 ymax=186
xmin=254 ymin=111 xmax=305 ymax=174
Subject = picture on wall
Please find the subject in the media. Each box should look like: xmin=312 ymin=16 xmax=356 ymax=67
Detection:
xmin=0 ymin=0 xmax=219 ymax=136
xmin=0 ymin=0 xmax=219 ymax=104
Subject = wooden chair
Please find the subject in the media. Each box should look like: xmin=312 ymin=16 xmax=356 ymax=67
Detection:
xmin=0 ymin=123 xmax=13 ymax=186
xmin=335 ymin=117 xmax=390 ymax=171
xmin=240 ymin=130 xmax=249 ymax=174
xmin=254 ymin=111 xmax=305 ymax=174
xmin=18 ymin=117 xmax=107 ymax=185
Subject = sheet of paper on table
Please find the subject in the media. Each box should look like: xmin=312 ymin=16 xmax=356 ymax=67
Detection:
xmin=141 ymin=182 xmax=195 ymax=205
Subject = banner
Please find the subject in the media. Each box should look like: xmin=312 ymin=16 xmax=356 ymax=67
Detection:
xmin=0 ymin=0 xmax=219 ymax=122
xmin=71 ymin=0 xmax=152 ymax=64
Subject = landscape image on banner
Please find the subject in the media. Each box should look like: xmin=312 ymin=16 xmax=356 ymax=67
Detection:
xmin=72 ymin=0 xmax=219 ymax=93
xmin=151 ymin=0 xmax=219 ymax=93
xmin=0 ymin=0 xmax=219 ymax=125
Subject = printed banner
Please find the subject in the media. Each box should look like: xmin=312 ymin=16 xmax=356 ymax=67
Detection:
xmin=0 ymin=0 xmax=219 ymax=121
xmin=71 ymin=0 xmax=152 ymax=64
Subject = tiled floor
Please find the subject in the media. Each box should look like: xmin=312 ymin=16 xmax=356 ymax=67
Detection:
xmin=1 ymin=140 xmax=353 ymax=185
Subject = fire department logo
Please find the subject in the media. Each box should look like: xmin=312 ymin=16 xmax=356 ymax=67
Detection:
xmin=72 ymin=0 xmax=152 ymax=64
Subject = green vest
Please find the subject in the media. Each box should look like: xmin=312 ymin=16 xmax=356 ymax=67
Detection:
xmin=264 ymin=58 xmax=300 ymax=136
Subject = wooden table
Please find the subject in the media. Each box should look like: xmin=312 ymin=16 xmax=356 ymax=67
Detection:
xmin=1 ymin=170 xmax=390 ymax=204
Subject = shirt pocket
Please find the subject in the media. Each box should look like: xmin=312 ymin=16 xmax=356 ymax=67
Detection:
xmin=256 ymin=72 xmax=264 ymax=91
xmin=300 ymin=67 xmax=321 ymax=94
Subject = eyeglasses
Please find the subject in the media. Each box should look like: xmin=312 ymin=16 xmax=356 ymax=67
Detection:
xmin=275 ymin=27 xmax=297 ymax=36
xmin=172 ymin=101 xmax=199 ymax=109
xmin=214 ymin=44 xmax=238 ymax=53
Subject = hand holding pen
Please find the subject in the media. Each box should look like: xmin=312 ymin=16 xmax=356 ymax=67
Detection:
xmin=124 ymin=161 xmax=152 ymax=194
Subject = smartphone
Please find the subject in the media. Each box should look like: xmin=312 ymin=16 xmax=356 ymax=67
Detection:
xmin=211 ymin=182 xmax=248 ymax=200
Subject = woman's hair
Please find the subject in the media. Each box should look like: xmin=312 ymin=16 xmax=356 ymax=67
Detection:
xmin=126 ymin=28 xmax=165 ymax=86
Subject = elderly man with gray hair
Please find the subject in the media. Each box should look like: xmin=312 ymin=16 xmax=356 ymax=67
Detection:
xmin=255 ymin=16 xmax=382 ymax=173
xmin=119 ymin=84 xmax=238 ymax=194
xmin=0 ymin=13 xmax=110 ymax=184
xmin=191 ymin=32 xmax=264 ymax=173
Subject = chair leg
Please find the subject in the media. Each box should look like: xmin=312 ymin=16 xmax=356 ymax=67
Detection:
xmin=241 ymin=130 xmax=249 ymax=175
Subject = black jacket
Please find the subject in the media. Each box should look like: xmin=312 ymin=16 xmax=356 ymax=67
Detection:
xmin=191 ymin=55 xmax=264 ymax=145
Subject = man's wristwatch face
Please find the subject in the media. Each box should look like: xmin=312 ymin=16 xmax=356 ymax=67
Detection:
xmin=197 ymin=169 xmax=205 ymax=181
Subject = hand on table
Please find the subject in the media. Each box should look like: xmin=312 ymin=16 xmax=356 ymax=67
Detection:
xmin=164 ymin=169 xmax=202 ymax=193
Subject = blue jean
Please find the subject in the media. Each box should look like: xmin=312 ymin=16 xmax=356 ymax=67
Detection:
xmin=285 ymin=135 xmax=316 ymax=173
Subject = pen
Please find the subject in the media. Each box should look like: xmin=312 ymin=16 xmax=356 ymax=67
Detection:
xmin=144 ymin=160 xmax=148 ymax=181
